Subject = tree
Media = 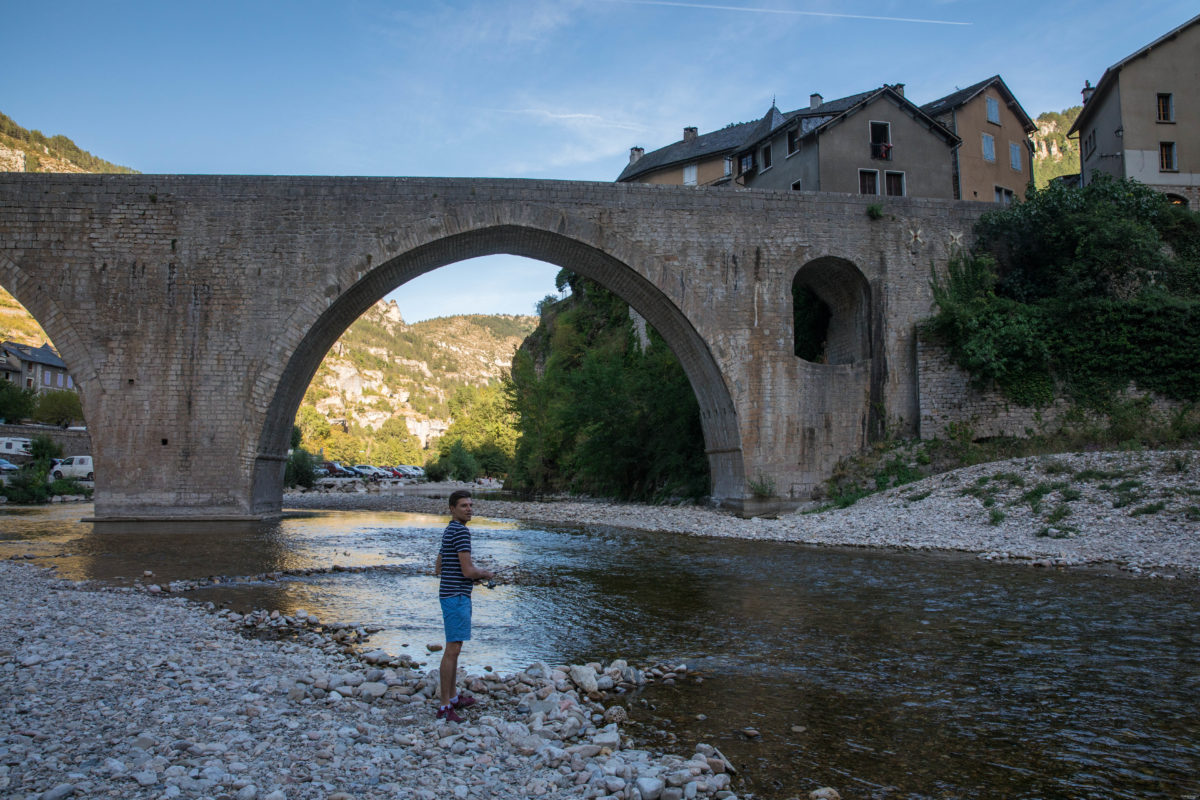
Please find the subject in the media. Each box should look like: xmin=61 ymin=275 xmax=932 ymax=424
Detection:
xmin=0 ymin=381 xmax=36 ymax=423
xmin=295 ymin=405 xmax=331 ymax=453
xmin=33 ymin=390 xmax=82 ymax=426
xmin=436 ymin=383 xmax=519 ymax=477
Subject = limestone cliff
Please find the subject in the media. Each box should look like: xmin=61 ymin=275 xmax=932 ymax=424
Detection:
xmin=302 ymin=300 xmax=537 ymax=445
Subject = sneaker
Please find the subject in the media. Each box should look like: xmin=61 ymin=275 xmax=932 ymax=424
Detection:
xmin=451 ymin=694 xmax=477 ymax=710
xmin=435 ymin=706 xmax=464 ymax=723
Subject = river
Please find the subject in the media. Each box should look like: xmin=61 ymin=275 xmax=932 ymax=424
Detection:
xmin=2 ymin=503 xmax=1198 ymax=799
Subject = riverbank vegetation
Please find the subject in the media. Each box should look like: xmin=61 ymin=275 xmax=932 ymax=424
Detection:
xmin=825 ymin=178 xmax=1200 ymax=507
xmin=0 ymin=434 xmax=91 ymax=504
xmin=506 ymin=271 xmax=709 ymax=501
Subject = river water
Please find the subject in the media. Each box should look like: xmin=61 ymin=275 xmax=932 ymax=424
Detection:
xmin=3 ymin=504 xmax=1199 ymax=799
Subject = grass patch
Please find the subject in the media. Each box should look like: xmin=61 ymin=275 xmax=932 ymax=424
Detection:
xmin=1020 ymin=481 xmax=1068 ymax=513
xmin=904 ymin=489 xmax=932 ymax=502
xmin=1045 ymin=504 xmax=1072 ymax=524
xmin=1059 ymin=487 xmax=1083 ymax=502
xmin=1130 ymin=501 xmax=1167 ymax=516
xmin=992 ymin=472 xmax=1027 ymax=487
xmin=1075 ymin=467 xmax=1127 ymax=481
xmin=1185 ymin=506 xmax=1200 ymax=521
xmin=1036 ymin=525 xmax=1078 ymax=539
xmin=1041 ymin=459 xmax=1071 ymax=475
xmin=1113 ymin=479 xmax=1143 ymax=492
xmin=988 ymin=508 xmax=1006 ymax=526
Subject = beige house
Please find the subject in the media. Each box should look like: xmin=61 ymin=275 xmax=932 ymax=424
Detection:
xmin=618 ymin=123 xmax=752 ymax=186
xmin=921 ymin=75 xmax=1037 ymax=203
xmin=729 ymin=86 xmax=959 ymax=199
xmin=1068 ymin=13 xmax=1200 ymax=207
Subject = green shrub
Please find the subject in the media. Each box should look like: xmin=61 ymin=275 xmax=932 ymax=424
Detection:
xmin=48 ymin=478 xmax=90 ymax=497
xmin=284 ymin=448 xmax=316 ymax=489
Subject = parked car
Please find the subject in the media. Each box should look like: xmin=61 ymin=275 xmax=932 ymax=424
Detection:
xmin=321 ymin=461 xmax=355 ymax=478
xmin=52 ymin=455 xmax=94 ymax=481
xmin=404 ymin=465 xmax=427 ymax=480
xmin=0 ymin=457 xmax=19 ymax=473
xmin=353 ymin=465 xmax=389 ymax=481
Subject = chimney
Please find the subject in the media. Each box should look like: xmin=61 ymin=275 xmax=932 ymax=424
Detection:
xmin=683 ymin=126 xmax=698 ymax=143
xmin=810 ymin=93 xmax=823 ymax=109
xmin=629 ymin=146 xmax=644 ymax=165
xmin=892 ymin=83 xmax=905 ymax=97
xmin=1081 ymin=80 xmax=1095 ymax=105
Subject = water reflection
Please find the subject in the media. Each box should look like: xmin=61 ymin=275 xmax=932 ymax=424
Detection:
xmin=1 ymin=504 xmax=1197 ymax=799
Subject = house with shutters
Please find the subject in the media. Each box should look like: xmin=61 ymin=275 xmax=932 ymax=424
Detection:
xmin=1067 ymin=13 xmax=1200 ymax=208
xmin=921 ymin=75 xmax=1038 ymax=204
xmin=1 ymin=341 xmax=77 ymax=396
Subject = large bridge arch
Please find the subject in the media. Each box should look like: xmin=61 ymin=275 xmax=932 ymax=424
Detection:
xmin=248 ymin=221 xmax=744 ymax=515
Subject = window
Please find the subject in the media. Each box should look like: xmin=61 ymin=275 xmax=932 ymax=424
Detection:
xmin=739 ymin=153 xmax=755 ymax=175
xmin=1084 ymin=129 xmax=1096 ymax=159
xmin=25 ymin=377 xmax=32 ymax=388
xmin=787 ymin=129 xmax=799 ymax=156
xmin=67 ymin=375 xmax=73 ymax=389
xmin=859 ymin=170 xmax=879 ymax=195
xmin=1160 ymin=142 xmax=1177 ymax=171
xmin=724 ymin=157 xmax=733 ymax=177
xmin=986 ymin=97 xmax=1001 ymax=124
xmin=884 ymin=171 xmax=905 ymax=197
xmin=56 ymin=371 xmax=63 ymax=387
xmin=982 ymin=133 xmax=996 ymax=162
xmin=760 ymin=144 xmax=773 ymax=171
xmin=1157 ymin=93 xmax=1174 ymax=122
xmin=1010 ymin=142 xmax=1022 ymax=172
xmin=682 ymin=163 xmax=697 ymax=186
xmin=994 ymin=186 xmax=1014 ymax=204
xmin=43 ymin=371 xmax=50 ymax=386
xmin=870 ymin=121 xmax=892 ymax=160
xmin=791 ymin=179 xmax=803 ymax=191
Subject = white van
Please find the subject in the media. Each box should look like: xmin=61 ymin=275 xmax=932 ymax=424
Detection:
xmin=0 ymin=437 xmax=32 ymax=457
xmin=52 ymin=455 xmax=94 ymax=481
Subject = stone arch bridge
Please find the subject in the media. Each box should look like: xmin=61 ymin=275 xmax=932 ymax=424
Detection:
xmin=0 ymin=175 xmax=984 ymax=520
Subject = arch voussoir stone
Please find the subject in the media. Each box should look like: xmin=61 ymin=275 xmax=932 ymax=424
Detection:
xmin=0 ymin=174 xmax=985 ymax=519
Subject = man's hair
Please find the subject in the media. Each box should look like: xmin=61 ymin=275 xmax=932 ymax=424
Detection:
xmin=448 ymin=489 xmax=472 ymax=509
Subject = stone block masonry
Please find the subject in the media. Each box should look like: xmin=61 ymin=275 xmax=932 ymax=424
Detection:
xmin=0 ymin=174 xmax=986 ymax=519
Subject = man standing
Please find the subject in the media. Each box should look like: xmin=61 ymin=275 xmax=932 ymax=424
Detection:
xmin=433 ymin=489 xmax=494 ymax=722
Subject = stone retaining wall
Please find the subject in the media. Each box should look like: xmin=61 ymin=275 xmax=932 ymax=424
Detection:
xmin=0 ymin=423 xmax=92 ymax=458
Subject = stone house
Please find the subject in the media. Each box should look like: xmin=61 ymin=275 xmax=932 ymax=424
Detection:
xmin=1067 ymin=13 xmax=1200 ymax=208
xmin=729 ymin=85 xmax=960 ymax=199
xmin=618 ymin=85 xmax=962 ymax=200
xmin=921 ymin=75 xmax=1038 ymax=204
xmin=1 ymin=341 xmax=77 ymax=395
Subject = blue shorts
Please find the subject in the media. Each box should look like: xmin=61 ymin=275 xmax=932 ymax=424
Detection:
xmin=440 ymin=595 xmax=472 ymax=643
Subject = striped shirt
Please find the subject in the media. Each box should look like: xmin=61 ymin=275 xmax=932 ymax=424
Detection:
xmin=439 ymin=520 xmax=474 ymax=598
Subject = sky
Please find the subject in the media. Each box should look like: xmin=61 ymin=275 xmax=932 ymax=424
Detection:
xmin=3 ymin=0 xmax=1196 ymax=320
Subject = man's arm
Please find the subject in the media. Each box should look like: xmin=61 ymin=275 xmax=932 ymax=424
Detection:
xmin=457 ymin=551 xmax=494 ymax=581
xmin=434 ymin=553 xmax=441 ymax=576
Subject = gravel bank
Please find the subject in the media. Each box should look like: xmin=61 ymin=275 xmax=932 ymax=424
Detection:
xmin=287 ymin=450 xmax=1200 ymax=577
xmin=1 ymin=561 xmax=767 ymax=800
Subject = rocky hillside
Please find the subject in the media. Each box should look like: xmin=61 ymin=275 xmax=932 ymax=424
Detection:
xmin=0 ymin=111 xmax=136 ymax=174
xmin=1031 ymin=106 xmax=1081 ymax=188
xmin=302 ymin=300 xmax=537 ymax=446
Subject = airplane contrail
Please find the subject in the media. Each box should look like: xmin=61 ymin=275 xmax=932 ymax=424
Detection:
xmin=598 ymin=0 xmax=971 ymax=26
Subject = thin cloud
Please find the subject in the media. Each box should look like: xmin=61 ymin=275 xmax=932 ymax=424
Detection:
xmin=496 ymin=108 xmax=653 ymax=134
xmin=597 ymin=0 xmax=971 ymax=26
